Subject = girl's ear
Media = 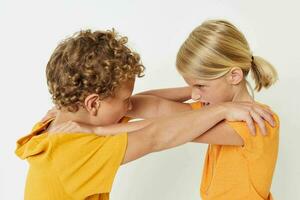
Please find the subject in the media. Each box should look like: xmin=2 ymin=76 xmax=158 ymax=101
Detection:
xmin=84 ymin=94 xmax=101 ymax=116
xmin=226 ymin=67 xmax=244 ymax=85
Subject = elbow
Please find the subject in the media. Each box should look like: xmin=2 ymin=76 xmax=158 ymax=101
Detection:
xmin=146 ymin=122 xmax=176 ymax=152
xmin=146 ymin=124 xmax=163 ymax=152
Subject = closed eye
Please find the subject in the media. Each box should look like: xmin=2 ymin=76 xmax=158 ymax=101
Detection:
xmin=194 ymin=84 xmax=205 ymax=89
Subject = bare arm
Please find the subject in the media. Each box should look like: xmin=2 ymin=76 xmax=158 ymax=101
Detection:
xmin=126 ymin=86 xmax=192 ymax=119
xmin=127 ymin=95 xmax=192 ymax=119
xmin=136 ymin=86 xmax=192 ymax=102
xmin=41 ymin=87 xmax=191 ymax=122
xmin=122 ymin=101 xmax=275 ymax=164
xmin=192 ymin=121 xmax=244 ymax=145
xmin=95 ymin=119 xmax=244 ymax=146
xmin=47 ymin=104 xmax=225 ymax=164
xmin=122 ymin=104 xmax=226 ymax=164
xmin=46 ymin=102 xmax=275 ymax=165
xmin=95 ymin=119 xmax=154 ymax=135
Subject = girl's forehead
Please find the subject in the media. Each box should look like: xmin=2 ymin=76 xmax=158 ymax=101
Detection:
xmin=184 ymin=76 xmax=226 ymax=86
xmin=184 ymin=77 xmax=210 ymax=85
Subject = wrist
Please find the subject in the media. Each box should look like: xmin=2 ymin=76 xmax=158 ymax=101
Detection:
xmin=212 ymin=103 xmax=228 ymax=120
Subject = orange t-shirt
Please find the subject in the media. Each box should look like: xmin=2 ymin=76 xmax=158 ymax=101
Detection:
xmin=190 ymin=102 xmax=279 ymax=200
xmin=15 ymin=118 xmax=129 ymax=200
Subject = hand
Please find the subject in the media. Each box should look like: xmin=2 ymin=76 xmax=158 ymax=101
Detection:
xmin=41 ymin=107 xmax=58 ymax=122
xmin=220 ymin=101 xmax=275 ymax=135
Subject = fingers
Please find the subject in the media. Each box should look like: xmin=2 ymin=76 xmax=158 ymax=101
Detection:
xmin=240 ymin=102 xmax=275 ymax=127
xmin=253 ymin=107 xmax=275 ymax=127
xmin=226 ymin=101 xmax=275 ymax=136
xmin=249 ymin=110 xmax=267 ymax=135
xmin=244 ymin=115 xmax=256 ymax=136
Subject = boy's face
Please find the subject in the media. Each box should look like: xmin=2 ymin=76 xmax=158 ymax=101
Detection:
xmin=97 ymin=79 xmax=135 ymax=125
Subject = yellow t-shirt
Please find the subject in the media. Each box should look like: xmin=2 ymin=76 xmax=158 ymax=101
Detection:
xmin=190 ymin=102 xmax=279 ymax=200
xmin=15 ymin=118 xmax=129 ymax=200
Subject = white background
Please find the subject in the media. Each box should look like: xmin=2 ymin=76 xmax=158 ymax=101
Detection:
xmin=1 ymin=0 xmax=300 ymax=199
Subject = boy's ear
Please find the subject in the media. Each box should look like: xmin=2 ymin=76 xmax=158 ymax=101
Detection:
xmin=84 ymin=94 xmax=101 ymax=116
xmin=226 ymin=67 xmax=244 ymax=85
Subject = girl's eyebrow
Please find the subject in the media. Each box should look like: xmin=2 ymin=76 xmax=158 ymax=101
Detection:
xmin=193 ymin=83 xmax=206 ymax=87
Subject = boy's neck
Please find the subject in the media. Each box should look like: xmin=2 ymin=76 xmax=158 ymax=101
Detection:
xmin=51 ymin=108 xmax=96 ymax=128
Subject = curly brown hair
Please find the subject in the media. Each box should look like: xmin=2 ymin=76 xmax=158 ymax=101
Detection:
xmin=46 ymin=29 xmax=145 ymax=112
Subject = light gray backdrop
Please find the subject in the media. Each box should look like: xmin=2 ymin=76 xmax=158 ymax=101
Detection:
xmin=1 ymin=0 xmax=299 ymax=199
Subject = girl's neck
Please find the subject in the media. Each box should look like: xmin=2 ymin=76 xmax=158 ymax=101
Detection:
xmin=232 ymin=83 xmax=254 ymax=103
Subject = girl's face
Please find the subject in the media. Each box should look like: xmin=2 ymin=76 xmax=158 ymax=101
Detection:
xmin=184 ymin=75 xmax=235 ymax=106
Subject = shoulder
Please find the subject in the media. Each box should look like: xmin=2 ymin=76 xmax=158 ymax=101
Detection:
xmin=49 ymin=132 xmax=127 ymax=147
xmin=225 ymin=105 xmax=279 ymax=153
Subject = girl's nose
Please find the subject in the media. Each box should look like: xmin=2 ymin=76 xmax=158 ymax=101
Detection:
xmin=191 ymin=90 xmax=201 ymax=101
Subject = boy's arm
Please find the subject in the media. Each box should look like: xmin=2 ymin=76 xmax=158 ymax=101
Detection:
xmin=41 ymin=87 xmax=192 ymax=122
xmin=94 ymin=119 xmax=244 ymax=146
xmin=136 ymin=86 xmax=192 ymax=102
xmin=127 ymin=95 xmax=192 ymax=119
xmin=95 ymin=119 xmax=244 ymax=146
xmin=126 ymin=86 xmax=192 ymax=119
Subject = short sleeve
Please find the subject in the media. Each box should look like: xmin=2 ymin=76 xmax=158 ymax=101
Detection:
xmin=50 ymin=132 xmax=128 ymax=199
xmin=226 ymin=113 xmax=279 ymax=158
xmin=226 ymin=121 xmax=254 ymax=150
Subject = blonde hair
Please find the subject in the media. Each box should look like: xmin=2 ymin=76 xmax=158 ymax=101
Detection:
xmin=176 ymin=19 xmax=278 ymax=91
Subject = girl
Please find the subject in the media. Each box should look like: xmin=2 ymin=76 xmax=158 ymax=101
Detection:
xmin=145 ymin=20 xmax=279 ymax=199
xmin=150 ymin=19 xmax=279 ymax=199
